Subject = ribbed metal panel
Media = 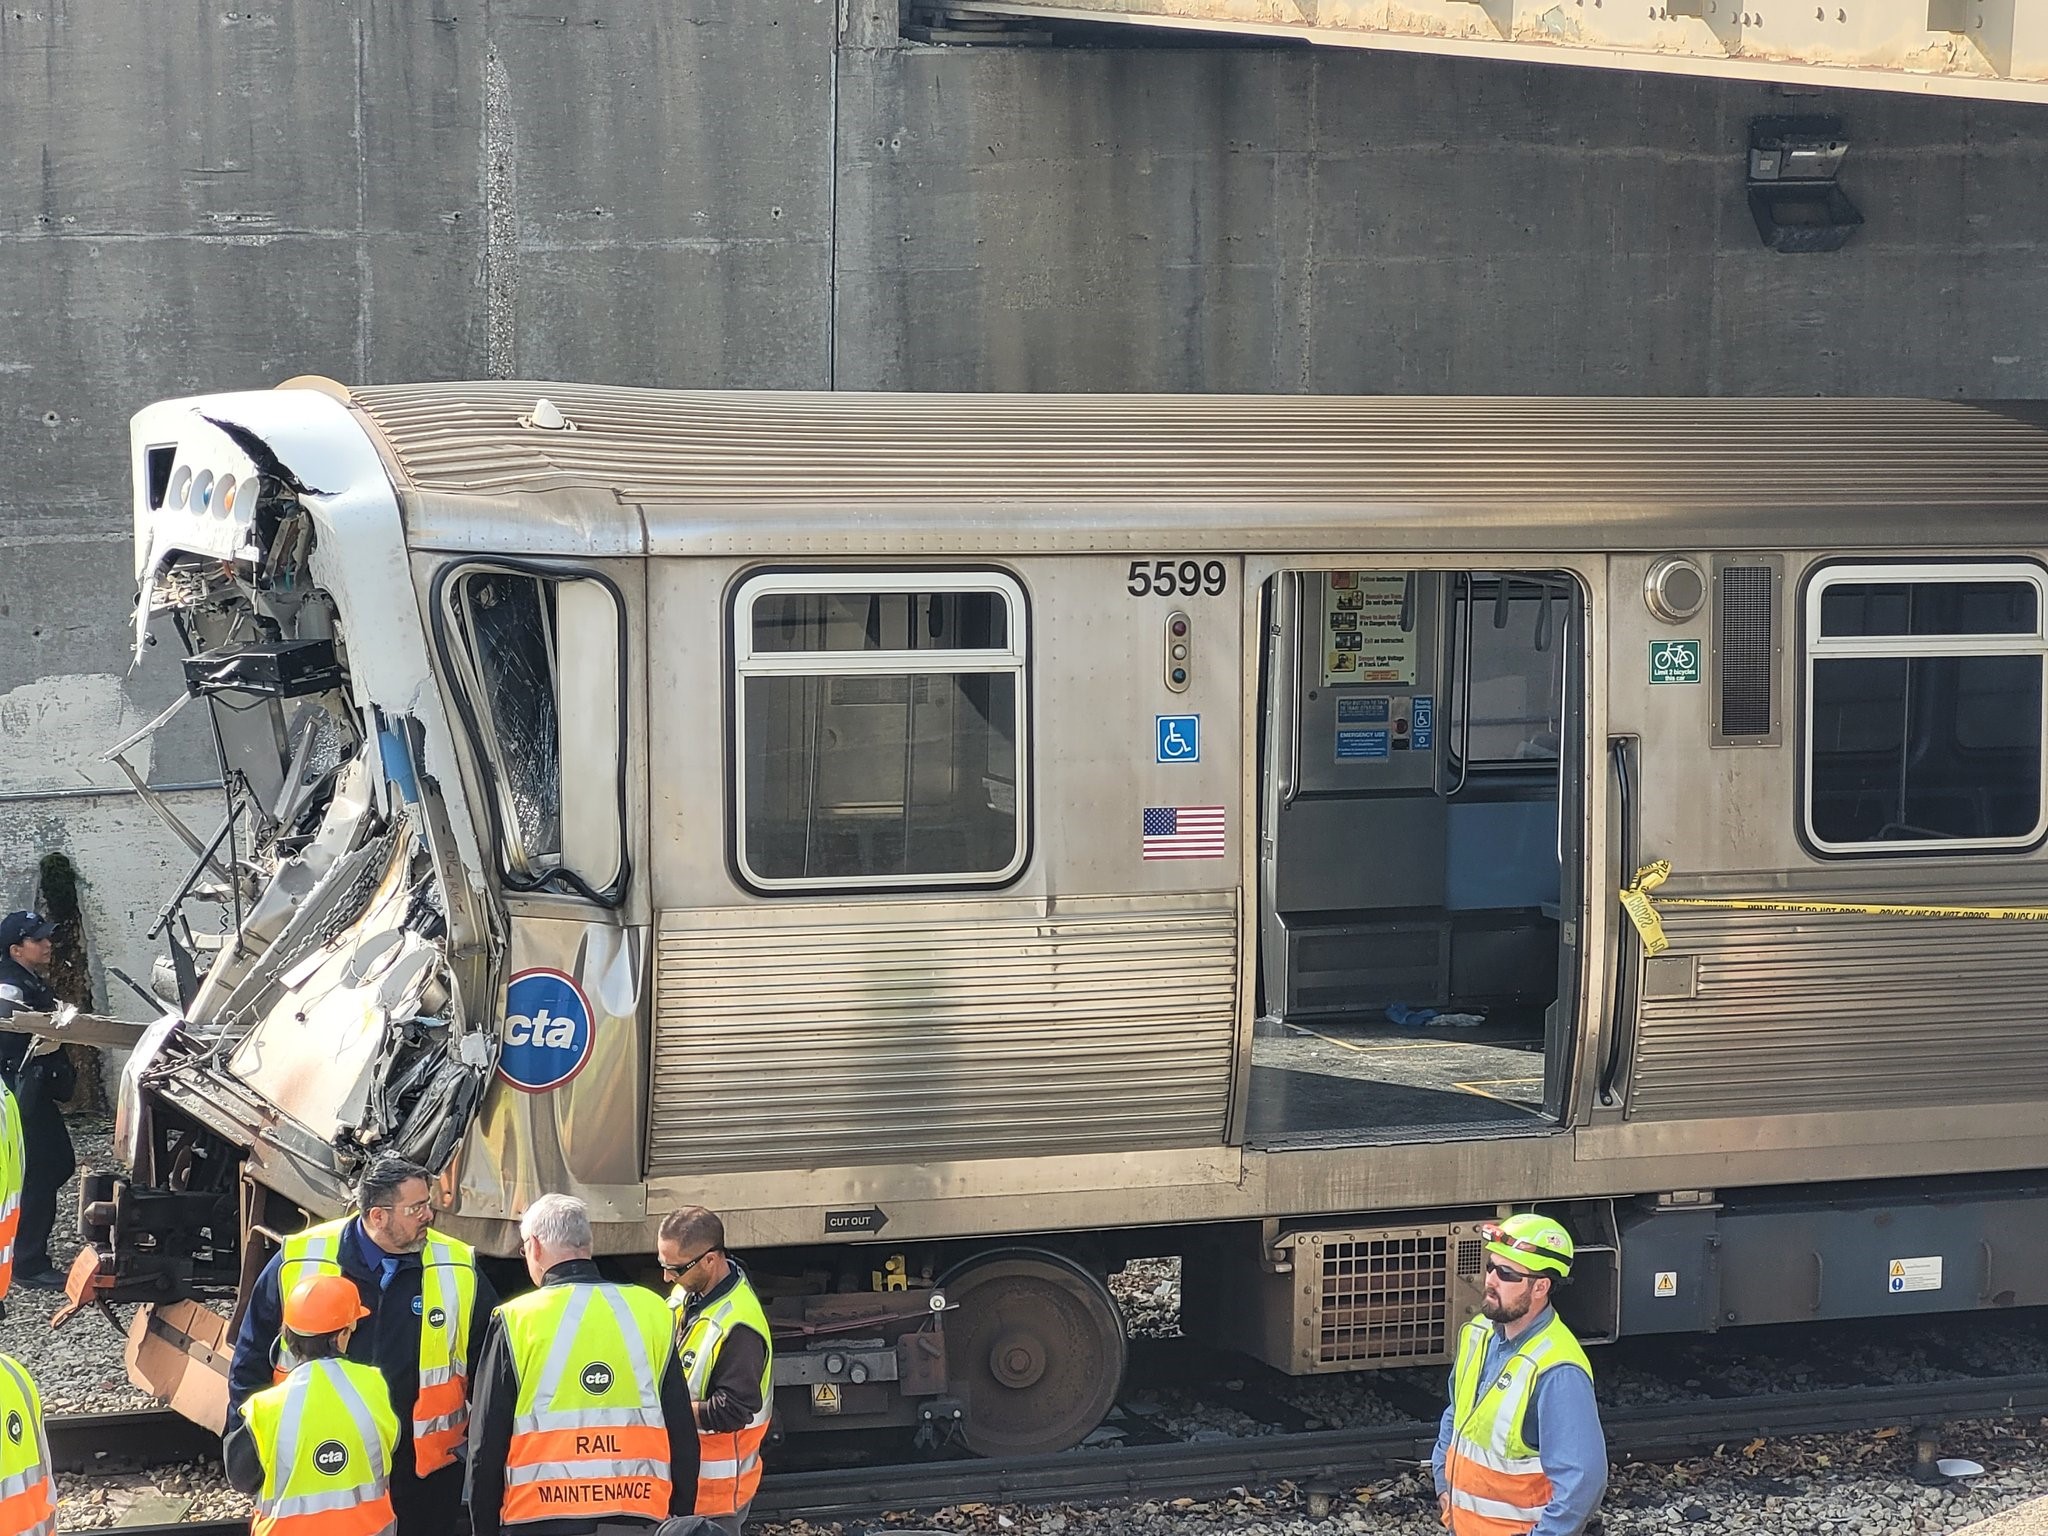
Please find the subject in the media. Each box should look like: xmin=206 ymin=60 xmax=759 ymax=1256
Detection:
xmin=331 ymin=382 xmax=2048 ymax=511
xmin=648 ymin=896 xmax=1239 ymax=1173
xmin=1631 ymin=904 xmax=2048 ymax=1117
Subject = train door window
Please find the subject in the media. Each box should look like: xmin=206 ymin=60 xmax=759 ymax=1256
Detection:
xmin=442 ymin=567 xmax=627 ymax=901
xmin=1448 ymin=576 xmax=1569 ymax=769
xmin=732 ymin=570 xmax=1028 ymax=890
xmin=1804 ymin=562 xmax=2048 ymax=853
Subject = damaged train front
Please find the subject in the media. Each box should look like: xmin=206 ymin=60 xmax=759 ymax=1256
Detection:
xmin=60 ymin=389 xmax=499 ymax=1428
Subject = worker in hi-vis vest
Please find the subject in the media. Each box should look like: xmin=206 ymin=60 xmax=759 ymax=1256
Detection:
xmin=0 ymin=1073 xmax=25 ymax=1307
xmin=229 ymin=1153 xmax=496 ymax=1534
xmin=467 ymin=1193 xmax=700 ymax=1536
xmin=225 ymin=1273 xmax=400 ymax=1536
xmin=1433 ymin=1214 xmax=1607 ymax=1536
xmin=659 ymin=1206 xmax=774 ymax=1536
xmin=0 ymin=1351 xmax=56 ymax=1536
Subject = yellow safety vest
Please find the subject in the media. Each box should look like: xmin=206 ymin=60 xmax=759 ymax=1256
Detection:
xmin=0 ymin=1354 xmax=55 ymax=1536
xmin=1443 ymin=1310 xmax=1594 ymax=1536
xmin=276 ymin=1218 xmax=480 ymax=1474
xmin=498 ymin=1280 xmax=676 ymax=1527
xmin=242 ymin=1357 xmax=399 ymax=1536
xmin=673 ymin=1271 xmax=775 ymax=1516
xmin=0 ymin=1085 xmax=23 ymax=1298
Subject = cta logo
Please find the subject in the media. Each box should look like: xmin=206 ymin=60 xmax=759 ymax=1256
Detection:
xmin=580 ymin=1362 xmax=615 ymax=1394
xmin=314 ymin=1440 xmax=350 ymax=1476
xmin=498 ymin=968 xmax=594 ymax=1094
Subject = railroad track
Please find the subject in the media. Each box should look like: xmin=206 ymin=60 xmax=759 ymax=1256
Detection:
xmin=68 ymin=1367 xmax=2048 ymax=1536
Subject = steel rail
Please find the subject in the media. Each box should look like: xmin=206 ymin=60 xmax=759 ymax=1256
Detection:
xmin=66 ymin=1369 xmax=2048 ymax=1535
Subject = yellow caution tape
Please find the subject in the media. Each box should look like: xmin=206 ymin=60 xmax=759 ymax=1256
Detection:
xmin=1617 ymin=858 xmax=2048 ymax=958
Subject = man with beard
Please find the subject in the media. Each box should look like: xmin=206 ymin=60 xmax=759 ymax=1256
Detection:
xmin=230 ymin=1154 xmax=496 ymax=1534
xmin=1433 ymin=1213 xmax=1606 ymax=1535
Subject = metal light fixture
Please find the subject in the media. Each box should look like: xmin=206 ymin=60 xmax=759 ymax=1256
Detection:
xmin=1747 ymin=115 xmax=1864 ymax=254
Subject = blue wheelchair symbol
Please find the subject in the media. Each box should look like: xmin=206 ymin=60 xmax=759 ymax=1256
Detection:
xmin=1156 ymin=715 xmax=1201 ymax=763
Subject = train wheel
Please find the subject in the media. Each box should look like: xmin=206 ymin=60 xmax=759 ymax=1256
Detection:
xmin=939 ymin=1248 xmax=1127 ymax=1457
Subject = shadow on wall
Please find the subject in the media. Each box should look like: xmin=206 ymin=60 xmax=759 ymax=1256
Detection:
xmin=34 ymin=851 xmax=105 ymax=1114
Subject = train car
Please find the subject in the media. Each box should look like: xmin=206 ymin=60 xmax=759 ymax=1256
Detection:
xmin=76 ymin=381 xmax=2048 ymax=1454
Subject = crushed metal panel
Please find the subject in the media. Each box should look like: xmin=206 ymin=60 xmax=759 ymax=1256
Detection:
xmin=932 ymin=0 xmax=2048 ymax=103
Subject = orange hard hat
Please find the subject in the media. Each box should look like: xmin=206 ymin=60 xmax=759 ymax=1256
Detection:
xmin=283 ymin=1274 xmax=371 ymax=1334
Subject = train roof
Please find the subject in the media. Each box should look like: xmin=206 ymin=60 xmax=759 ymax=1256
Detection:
xmin=302 ymin=378 xmax=2048 ymax=557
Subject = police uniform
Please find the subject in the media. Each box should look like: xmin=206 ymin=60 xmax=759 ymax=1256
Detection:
xmin=0 ymin=921 xmax=76 ymax=1286
xmin=229 ymin=1216 xmax=497 ymax=1534
xmin=0 ymin=1353 xmax=56 ymax=1536
xmin=466 ymin=1258 xmax=699 ymax=1536
xmin=669 ymin=1261 xmax=773 ymax=1533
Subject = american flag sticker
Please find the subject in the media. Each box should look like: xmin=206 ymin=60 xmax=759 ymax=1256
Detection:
xmin=1142 ymin=805 xmax=1228 ymax=860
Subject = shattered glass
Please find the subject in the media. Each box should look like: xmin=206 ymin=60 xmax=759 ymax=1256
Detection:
xmin=459 ymin=574 xmax=562 ymax=870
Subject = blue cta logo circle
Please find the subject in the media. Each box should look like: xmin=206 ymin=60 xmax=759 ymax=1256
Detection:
xmin=498 ymin=968 xmax=594 ymax=1094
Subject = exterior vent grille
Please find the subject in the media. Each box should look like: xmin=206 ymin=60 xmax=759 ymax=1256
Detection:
xmin=1715 ymin=563 xmax=1779 ymax=743
xmin=1315 ymin=1232 xmax=1451 ymax=1365
xmin=1456 ymin=1238 xmax=1485 ymax=1277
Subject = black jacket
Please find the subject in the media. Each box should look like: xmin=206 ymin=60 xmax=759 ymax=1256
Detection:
xmin=466 ymin=1259 xmax=700 ymax=1536
xmin=227 ymin=1216 xmax=498 ymax=1493
xmin=0 ymin=957 xmax=76 ymax=1188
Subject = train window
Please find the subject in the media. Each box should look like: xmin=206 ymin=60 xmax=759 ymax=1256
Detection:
xmin=732 ymin=571 xmax=1028 ymax=890
xmin=1448 ymin=576 xmax=1569 ymax=767
xmin=442 ymin=567 xmax=627 ymax=902
xmin=1805 ymin=563 xmax=2048 ymax=854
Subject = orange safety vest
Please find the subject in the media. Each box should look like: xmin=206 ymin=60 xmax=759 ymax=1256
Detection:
xmin=0 ymin=1083 xmax=23 ymax=1300
xmin=240 ymin=1357 xmax=399 ymax=1536
xmin=274 ymin=1220 xmax=480 ymax=1475
xmin=1442 ymin=1310 xmax=1594 ymax=1535
xmin=0 ymin=1354 xmax=56 ymax=1536
xmin=672 ymin=1269 xmax=775 ymax=1517
xmin=498 ymin=1280 xmax=676 ymax=1527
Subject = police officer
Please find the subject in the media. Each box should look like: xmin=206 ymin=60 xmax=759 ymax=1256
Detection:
xmin=468 ymin=1193 xmax=699 ymax=1536
xmin=0 ymin=1351 xmax=56 ymax=1536
xmin=230 ymin=1154 xmax=495 ymax=1534
xmin=659 ymin=1207 xmax=772 ymax=1536
xmin=1434 ymin=1213 xmax=1607 ymax=1536
xmin=0 ymin=911 xmax=77 ymax=1289
xmin=226 ymin=1274 xmax=400 ymax=1536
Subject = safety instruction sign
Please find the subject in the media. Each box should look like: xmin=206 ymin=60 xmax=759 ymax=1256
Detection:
xmin=1323 ymin=572 xmax=1417 ymax=687
xmin=1649 ymin=639 xmax=1701 ymax=684
xmin=1653 ymin=1272 xmax=1678 ymax=1299
xmin=1889 ymin=1256 xmax=1942 ymax=1293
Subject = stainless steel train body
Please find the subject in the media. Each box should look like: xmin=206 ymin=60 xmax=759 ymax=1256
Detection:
xmin=98 ymin=381 xmax=2048 ymax=1450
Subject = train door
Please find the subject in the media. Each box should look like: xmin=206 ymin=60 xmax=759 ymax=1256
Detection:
xmin=1249 ymin=567 xmax=1585 ymax=1145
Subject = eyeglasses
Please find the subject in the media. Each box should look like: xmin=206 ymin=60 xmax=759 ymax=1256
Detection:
xmin=378 ymin=1199 xmax=432 ymax=1220
xmin=1486 ymin=1261 xmax=1537 ymax=1286
xmin=663 ymin=1249 xmax=716 ymax=1282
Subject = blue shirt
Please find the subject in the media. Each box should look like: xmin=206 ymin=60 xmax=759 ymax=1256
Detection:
xmin=1431 ymin=1306 xmax=1608 ymax=1536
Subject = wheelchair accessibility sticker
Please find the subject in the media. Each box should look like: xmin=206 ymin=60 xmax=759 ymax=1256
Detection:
xmin=1157 ymin=714 xmax=1201 ymax=763
xmin=499 ymin=967 xmax=595 ymax=1093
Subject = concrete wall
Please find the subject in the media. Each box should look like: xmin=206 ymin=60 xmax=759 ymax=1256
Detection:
xmin=2 ymin=0 xmax=2044 ymax=992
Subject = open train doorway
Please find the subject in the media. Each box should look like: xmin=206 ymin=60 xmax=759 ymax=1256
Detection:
xmin=1249 ymin=568 xmax=1586 ymax=1146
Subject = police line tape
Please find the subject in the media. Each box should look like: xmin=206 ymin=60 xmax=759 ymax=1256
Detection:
xmin=1616 ymin=858 xmax=2048 ymax=957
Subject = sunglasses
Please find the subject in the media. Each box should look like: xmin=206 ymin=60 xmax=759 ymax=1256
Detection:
xmin=663 ymin=1249 xmax=717 ymax=1282
xmin=1486 ymin=1261 xmax=1537 ymax=1286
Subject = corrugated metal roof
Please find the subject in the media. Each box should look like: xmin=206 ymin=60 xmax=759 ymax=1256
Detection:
xmin=330 ymin=381 xmax=2048 ymax=513
xmin=315 ymin=378 xmax=2048 ymax=552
